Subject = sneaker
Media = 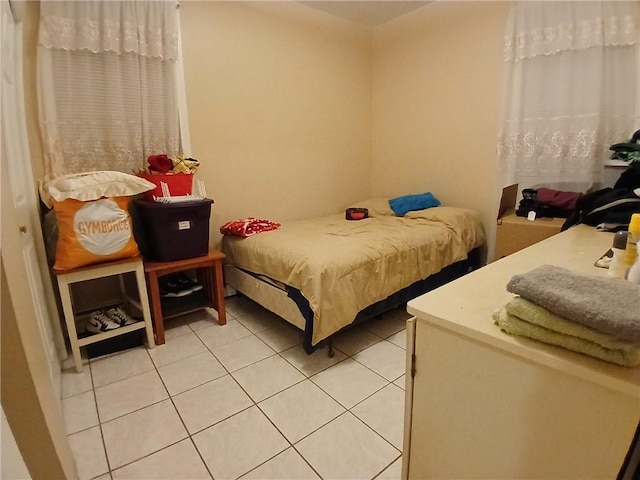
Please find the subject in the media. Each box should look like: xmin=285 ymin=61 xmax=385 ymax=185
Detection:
xmin=159 ymin=276 xmax=192 ymax=297
xmin=175 ymin=273 xmax=203 ymax=294
xmin=86 ymin=310 xmax=121 ymax=334
xmin=106 ymin=306 xmax=138 ymax=327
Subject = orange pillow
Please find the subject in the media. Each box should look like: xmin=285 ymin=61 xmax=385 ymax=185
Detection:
xmin=52 ymin=196 xmax=139 ymax=270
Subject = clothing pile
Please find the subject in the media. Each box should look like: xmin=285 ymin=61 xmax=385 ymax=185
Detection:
xmin=610 ymin=129 xmax=640 ymax=164
xmin=493 ymin=264 xmax=640 ymax=367
xmin=515 ymin=187 xmax=582 ymax=219
xmin=144 ymin=154 xmax=200 ymax=175
xmin=562 ymin=163 xmax=640 ymax=232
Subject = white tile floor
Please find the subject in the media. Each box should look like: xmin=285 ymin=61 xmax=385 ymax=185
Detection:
xmin=61 ymin=296 xmax=410 ymax=480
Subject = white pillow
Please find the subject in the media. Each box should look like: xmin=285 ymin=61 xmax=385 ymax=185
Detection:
xmin=44 ymin=171 xmax=155 ymax=204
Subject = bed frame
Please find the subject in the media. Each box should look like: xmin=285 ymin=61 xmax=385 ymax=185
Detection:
xmin=225 ymin=247 xmax=482 ymax=354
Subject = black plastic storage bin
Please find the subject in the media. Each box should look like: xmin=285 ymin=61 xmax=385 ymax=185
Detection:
xmin=133 ymin=198 xmax=214 ymax=262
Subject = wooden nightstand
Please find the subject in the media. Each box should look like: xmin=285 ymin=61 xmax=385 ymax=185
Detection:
xmin=495 ymin=209 xmax=565 ymax=259
xmin=144 ymin=249 xmax=227 ymax=344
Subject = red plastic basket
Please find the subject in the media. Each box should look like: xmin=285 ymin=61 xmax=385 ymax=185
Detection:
xmin=138 ymin=173 xmax=193 ymax=200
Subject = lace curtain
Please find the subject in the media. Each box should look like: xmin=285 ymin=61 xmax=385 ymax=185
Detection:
xmin=497 ymin=1 xmax=639 ymax=190
xmin=38 ymin=1 xmax=181 ymax=180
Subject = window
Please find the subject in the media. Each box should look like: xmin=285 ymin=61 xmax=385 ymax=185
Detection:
xmin=497 ymin=1 xmax=639 ymax=189
xmin=38 ymin=1 xmax=182 ymax=180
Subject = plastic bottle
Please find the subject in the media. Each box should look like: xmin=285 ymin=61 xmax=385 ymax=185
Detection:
xmin=627 ymin=243 xmax=640 ymax=284
xmin=624 ymin=213 xmax=640 ymax=277
xmin=608 ymin=231 xmax=628 ymax=279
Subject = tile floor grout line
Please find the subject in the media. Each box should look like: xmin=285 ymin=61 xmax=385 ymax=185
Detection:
xmin=235 ymin=443 xmax=290 ymax=479
xmin=248 ymin=393 xmax=349 ymax=480
xmin=101 ymin=346 xmax=176 ymax=477
xmin=236 ymin=372 xmax=307 ymax=405
xmin=371 ymin=452 xmax=404 ymax=480
xmin=91 ymin=365 xmax=158 ymax=393
xmin=347 ymin=406 xmax=404 ymax=455
xmin=160 ymin=367 xmax=229 ymax=398
xmin=253 ymin=390 xmax=344 ymax=447
xmin=80 ymin=305 xmax=222 ymax=476
xmin=71 ymin=298 xmax=409 ymax=480
xmin=176 ymin=397 xmax=256 ymax=438
xmin=310 ymin=374 xmax=391 ymax=412
xmin=281 ymin=339 xmax=404 ymax=416
xmin=248 ymin=348 xmax=370 ymax=450
xmin=193 ymin=321 xmax=298 ymax=478
xmin=186 ymin=435 xmax=215 ymax=480
xmin=88 ymin=346 xmax=156 ymax=389
xmin=149 ymin=331 xmax=212 ymax=370
xmin=88 ymin=355 xmax=114 ymax=479
xmin=290 ymin=443 xmax=325 ymax=480
xmin=180 ymin=356 xmax=292 ymax=480
xmin=107 ymin=438 xmax=193 ymax=478
xmin=93 ymin=352 xmax=171 ymax=425
xmin=277 ymin=344 xmax=352 ymax=378
xmin=104 ymin=344 xmax=206 ymax=478
xmin=244 ymin=341 xmax=358 ymax=453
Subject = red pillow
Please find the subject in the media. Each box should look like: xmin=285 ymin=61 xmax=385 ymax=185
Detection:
xmin=220 ymin=218 xmax=281 ymax=237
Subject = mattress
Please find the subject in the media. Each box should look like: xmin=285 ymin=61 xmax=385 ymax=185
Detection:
xmin=221 ymin=205 xmax=485 ymax=347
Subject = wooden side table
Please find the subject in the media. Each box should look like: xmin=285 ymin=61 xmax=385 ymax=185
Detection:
xmin=144 ymin=249 xmax=227 ymax=345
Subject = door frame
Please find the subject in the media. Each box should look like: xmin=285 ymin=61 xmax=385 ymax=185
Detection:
xmin=1 ymin=0 xmax=76 ymax=477
xmin=0 ymin=259 xmax=77 ymax=479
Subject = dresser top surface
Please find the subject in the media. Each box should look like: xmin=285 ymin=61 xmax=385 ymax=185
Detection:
xmin=408 ymin=224 xmax=640 ymax=395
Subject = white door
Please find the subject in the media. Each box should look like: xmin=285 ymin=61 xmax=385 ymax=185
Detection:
xmin=1 ymin=0 xmax=62 ymax=399
xmin=1 ymin=407 xmax=32 ymax=480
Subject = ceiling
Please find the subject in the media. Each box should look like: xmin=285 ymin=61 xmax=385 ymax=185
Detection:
xmin=300 ymin=1 xmax=433 ymax=27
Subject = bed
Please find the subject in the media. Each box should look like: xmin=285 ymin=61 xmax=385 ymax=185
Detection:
xmin=221 ymin=198 xmax=486 ymax=353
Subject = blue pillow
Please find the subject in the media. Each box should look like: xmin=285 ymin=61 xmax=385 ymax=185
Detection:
xmin=389 ymin=192 xmax=441 ymax=216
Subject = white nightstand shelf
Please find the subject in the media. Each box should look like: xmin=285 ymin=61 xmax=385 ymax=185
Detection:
xmin=54 ymin=256 xmax=155 ymax=373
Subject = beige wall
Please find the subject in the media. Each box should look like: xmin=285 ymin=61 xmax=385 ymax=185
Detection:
xmin=26 ymin=0 xmax=511 ymax=251
xmin=23 ymin=0 xmax=45 ymax=182
xmin=180 ymin=1 xmax=373 ymax=245
xmin=372 ymin=1 xmax=512 ymax=257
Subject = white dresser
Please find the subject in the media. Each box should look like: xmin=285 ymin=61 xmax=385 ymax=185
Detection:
xmin=403 ymin=225 xmax=640 ymax=479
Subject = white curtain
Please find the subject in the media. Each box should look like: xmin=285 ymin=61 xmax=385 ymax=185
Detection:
xmin=38 ymin=1 xmax=181 ymax=180
xmin=497 ymin=1 xmax=639 ymax=191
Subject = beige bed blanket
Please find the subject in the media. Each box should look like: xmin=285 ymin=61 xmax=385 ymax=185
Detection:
xmin=222 ymin=206 xmax=485 ymax=345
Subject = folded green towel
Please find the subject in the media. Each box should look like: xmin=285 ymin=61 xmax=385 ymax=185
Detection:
xmin=493 ymin=298 xmax=640 ymax=367
xmin=505 ymin=297 xmax=639 ymax=352
xmin=507 ymin=264 xmax=640 ymax=342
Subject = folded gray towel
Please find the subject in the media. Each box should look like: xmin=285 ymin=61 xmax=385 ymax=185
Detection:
xmin=507 ymin=265 xmax=640 ymax=342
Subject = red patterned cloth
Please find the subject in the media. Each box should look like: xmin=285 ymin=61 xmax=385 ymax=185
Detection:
xmin=220 ymin=218 xmax=281 ymax=237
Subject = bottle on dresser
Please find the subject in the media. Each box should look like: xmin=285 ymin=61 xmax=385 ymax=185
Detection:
xmin=608 ymin=231 xmax=628 ymax=279
xmin=627 ymin=243 xmax=640 ymax=284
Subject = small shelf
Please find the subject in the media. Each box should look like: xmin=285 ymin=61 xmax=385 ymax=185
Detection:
xmin=77 ymin=321 xmax=148 ymax=347
xmin=161 ymin=290 xmax=213 ymax=319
